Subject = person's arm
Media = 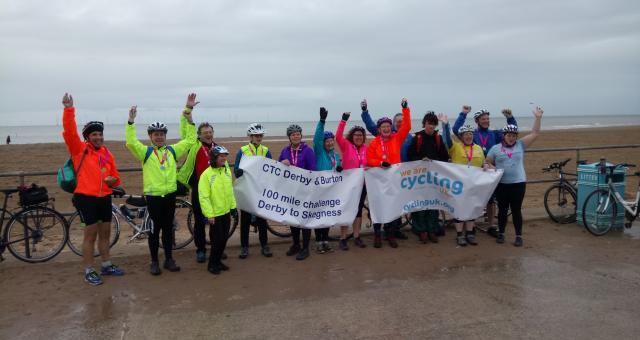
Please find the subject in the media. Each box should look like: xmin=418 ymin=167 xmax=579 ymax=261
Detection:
xmin=438 ymin=113 xmax=453 ymax=148
xmin=106 ymin=151 xmax=122 ymax=188
xmin=172 ymin=112 xmax=196 ymax=159
xmin=306 ymin=147 xmax=317 ymax=171
xmin=198 ymin=171 xmax=215 ymax=223
xmin=266 ymin=150 xmax=272 ymax=159
xmin=313 ymin=111 xmax=326 ymax=155
xmin=125 ymin=106 xmax=147 ymax=161
xmin=228 ymin=169 xmax=237 ymax=210
xmin=366 ymin=141 xmax=382 ymax=167
xmin=234 ymin=149 xmax=243 ymax=168
xmin=452 ymin=105 xmax=471 ymax=136
xmin=335 ymin=114 xmax=349 ymax=152
xmin=396 ymin=98 xmax=411 ymax=141
xmin=519 ymin=107 xmax=543 ymax=149
xmin=360 ymin=99 xmax=378 ymax=136
xmin=61 ymin=93 xmax=84 ymax=155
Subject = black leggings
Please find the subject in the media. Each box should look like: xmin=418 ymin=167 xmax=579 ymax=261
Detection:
xmin=290 ymin=227 xmax=311 ymax=249
xmin=314 ymin=228 xmax=330 ymax=242
xmin=209 ymin=213 xmax=231 ymax=267
xmin=240 ymin=210 xmax=268 ymax=247
xmin=146 ymin=193 xmax=177 ymax=262
xmin=495 ymin=182 xmax=526 ymax=236
xmin=372 ymin=218 xmax=401 ymax=235
xmin=191 ymin=185 xmax=207 ymax=252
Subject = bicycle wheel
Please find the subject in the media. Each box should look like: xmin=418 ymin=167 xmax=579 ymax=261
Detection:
xmin=267 ymin=221 xmax=292 ymax=238
xmin=156 ymin=198 xmax=194 ymax=250
xmin=544 ymin=184 xmax=577 ymax=224
xmin=582 ymin=189 xmax=617 ymax=236
xmin=4 ymin=206 xmax=68 ymax=263
xmin=66 ymin=211 xmax=120 ymax=257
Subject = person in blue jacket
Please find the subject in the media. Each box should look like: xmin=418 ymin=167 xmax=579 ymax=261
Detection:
xmin=313 ymin=107 xmax=343 ymax=253
xmin=360 ymin=98 xmax=411 ymax=240
xmin=452 ymin=105 xmax=518 ymax=235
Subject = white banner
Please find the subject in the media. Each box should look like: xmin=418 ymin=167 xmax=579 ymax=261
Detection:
xmin=234 ymin=156 xmax=365 ymax=228
xmin=365 ymin=160 xmax=503 ymax=223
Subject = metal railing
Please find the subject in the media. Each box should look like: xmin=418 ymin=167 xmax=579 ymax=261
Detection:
xmin=1 ymin=144 xmax=639 ymax=186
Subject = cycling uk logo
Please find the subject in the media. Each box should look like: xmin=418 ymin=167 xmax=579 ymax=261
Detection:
xmin=399 ymin=164 xmax=463 ymax=196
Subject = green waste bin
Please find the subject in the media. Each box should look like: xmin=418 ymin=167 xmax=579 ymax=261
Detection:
xmin=577 ymin=161 xmax=626 ymax=229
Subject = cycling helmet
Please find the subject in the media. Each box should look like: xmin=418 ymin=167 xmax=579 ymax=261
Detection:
xmin=323 ymin=131 xmax=335 ymax=140
xmin=209 ymin=145 xmax=229 ymax=158
xmin=286 ymin=124 xmax=302 ymax=137
xmin=473 ymin=109 xmax=490 ymax=121
xmin=458 ymin=124 xmax=474 ymax=135
xmin=376 ymin=117 xmax=393 ymax=128
xmin=247 ymin=123 xmax=266 ymax=136
xmin=502 ymin=124 xmax=519 ymax=134
xmin=82 ymin=121 xmax=104 ymax=139
xmin=147 ymin=121 xmax=168 ymax=134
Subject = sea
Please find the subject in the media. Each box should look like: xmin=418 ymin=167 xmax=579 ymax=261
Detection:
xmin=1 ymin=115 xmax=639 ymax=144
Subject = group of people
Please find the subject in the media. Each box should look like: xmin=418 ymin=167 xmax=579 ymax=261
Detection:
xmin=61 ymin=93 xmax=543 ymax=286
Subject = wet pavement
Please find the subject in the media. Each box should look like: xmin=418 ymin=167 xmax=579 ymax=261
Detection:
xmin=1 ymin=218 xmax=639 ymax=339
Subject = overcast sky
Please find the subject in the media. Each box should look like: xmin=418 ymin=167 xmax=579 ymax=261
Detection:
xmin=1 ymin=0 xmax=639 ymax=125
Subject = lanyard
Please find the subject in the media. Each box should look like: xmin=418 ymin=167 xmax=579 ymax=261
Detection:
xmin=464 ymin=144 xmax=474 ymax=164
xmin=478 ymin=133 xmax=489 ymax=148
xmin=248 ymin=143 xmax=262 ymax=156
xmin=154 ymin=148 xmax=168 ymax=168
xmin=291 ymin=145 xmax=300 ymax=166
xmin=380 ymin=139 xmax=389 ymax=161
xmin=200 ymin=144 xmax=211 ymax=158
xmin=353 ymin=144 xmax=364 ymax=168
xmin=98 ymin=149 xmax=109 ymax=172
xmin=329 ymin=152 xmax=336 ymax=168
xmin=500 ymin=144 xmax=514 ymax=159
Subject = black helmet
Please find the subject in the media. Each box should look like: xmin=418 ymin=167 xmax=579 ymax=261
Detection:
xmin=82 ymin=121 xmax=104 ymax=139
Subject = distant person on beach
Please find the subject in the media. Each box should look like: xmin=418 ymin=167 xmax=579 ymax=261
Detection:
xmin=233 ymin=123 xmax=274 ymax=259
xmin=125 ymin=100 xmax=196 ymax=275
xmin=175 ymin=94 xmax=226 ymax=264
xmin=407 ymin=111 xmax=449 ymax=244
xmin=485 ymin=106 xmax=544 ymax=247
xmin=453 ymin=106 xmax=518 ymax=236
xmin=279 ymin=124 xmax=316 ymax=260
xmin=440 ymin=116 xmax=486 ymax=247
xmin=61 ymin=93 xmax=124 ymax=286
xmin=312 ymin=107 xmax=342 ymax=253
xmin=5 ymin=135 xmax=10 ymax=145
xmin=366 ymin=98 xmax=412 ymax=248
xmin=335 ymin=111 xmax=368 ymax=250
xmin=198 ymin=145 xmax=237 ymax=275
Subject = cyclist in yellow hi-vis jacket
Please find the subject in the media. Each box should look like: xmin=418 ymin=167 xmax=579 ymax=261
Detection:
xmin=125 ymin=100 xmax=197 ymax=276
xmin=198 ymin=146 xmax=237 ymax=275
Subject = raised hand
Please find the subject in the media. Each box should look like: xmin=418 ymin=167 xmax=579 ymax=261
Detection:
xmin=360 ymin=99 xmax=368 ymax=112
xmin=533 ymin=106 xmax=544 ymax=118
xmin=462 ymin=105 xmax=471 ymax=114
xmin=105 ymin=176 xmax=117 ymax=187
xmin=186 ymin=93 xmax=200 ymax=109
xmin=62 ymin=93 xmax=74 ymax=108
xmin=320 ymin=107 xmax=328 ymax=122
xmin=342 ymin=112 xmax=351 ymax=121
xmin=281 ymin=159 xmax=291 ymax=166
xmin=401 ymin=98 xmax=408 ymax=109
xmin=502 ymin=108 xmax=513 ymax=118
xmin=128 ymin=106 xmax=137 ymax=123
xmin=437 ymin=112 xmax=449 ymax=124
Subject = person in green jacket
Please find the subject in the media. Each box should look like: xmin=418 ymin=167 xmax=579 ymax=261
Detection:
xmin=125 ymin=101 xmax=196 ymax=276
xmin=199 ymin=145 xmax=238 ymax=274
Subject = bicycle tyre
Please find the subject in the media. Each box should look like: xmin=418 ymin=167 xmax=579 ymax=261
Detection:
xmin=582 ymin=189 xmax=616 ymax=236
xmin=155 ymin=198 xmax=194 ymax=250
xmin=267 ymin=222 xmax=292 ymax=238
xmin=4 ymin=206 xmax=69 ymax=263
xmin=543 ymin=184 xmax=577 ymax=224
xmin=66 ymin=211 xmax=120 ymax=257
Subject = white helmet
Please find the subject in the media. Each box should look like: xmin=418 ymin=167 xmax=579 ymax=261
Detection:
xmin=247 ymin=123 xmax=266 ymax=136
xmin=473 ymin=109 xmax=490 ymax=121
xmin=502 ymin=124 xmax=519 ymax=134
xmin=458 ymin=125 xmax=474 ymax=135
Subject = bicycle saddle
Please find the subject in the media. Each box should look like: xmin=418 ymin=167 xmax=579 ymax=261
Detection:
xmin=111 ymin=187 xmax=126 ymax=197
xmin=125 ymin=196 xmax=147 ymax=207
xmin=0 ymin=188 xmax=20 ymax=195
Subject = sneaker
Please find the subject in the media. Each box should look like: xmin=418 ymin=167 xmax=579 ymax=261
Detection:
xmin=239 ymin=247 xmax=249 ymax=259
xmin=428 ymin=233 xmax=439 ymax=243
xmin=219 ymin=262 xmax=230 ymax=271
xmin=261 ymin=246 xmax=273 ymax=257
xmin=150 ymin=261 xmax=161 ymax=276
xmin=374 ymin=235 xmax=382 ymax=248
xmin=196 ymin=250 xmax=206 ymax=263
xmin=487 ymin=226 xmax=499 ymax=238
xmin=354 ymin=237 xmax=367 ymax=248
xmin=456 ymin=235 xmax=467 ymax=247
xmin=101 ymin=264 xmax=125 ymax=276
xmin=163 ymin=259 xmax=181 ymax=272
xmin=286 ymin=244 xmax=300 ymax=256
xmin=296 ymin=248 xmax=310 ymax=260
xmin=339 ymin=239 xmax=349 ymax=251
xmin=419 ymin=232 xmax=428 ymax=244
xmin=84 ymin=269 xmax=103 ymax=286
xmin=316 ymin=242 xmax=326 ymax=254
xmin=514 ymin=236 xmax=523 ymax=247
xmin=466 ymin=234 xmax=478 ymax=246
xmin=395 ymin=230 xmax=408 ymax=240
xmin=323 ymin=241 xmax=334 ymax=253
xmin=208 ymin=264 xmax=221 ymax=275
xmin=388 ymin=236 xmax=398 ymax=248
xmin=496 ymin=233 xmax=505 ymax=244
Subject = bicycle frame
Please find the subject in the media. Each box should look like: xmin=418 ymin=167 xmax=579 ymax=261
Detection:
xmin=606 ymin=180 xmax=640 ymax=218
xmin=111 ymin=203 xmax=152 ymax=243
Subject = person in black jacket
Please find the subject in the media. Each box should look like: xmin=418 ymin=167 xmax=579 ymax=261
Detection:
xmin=407 ymin=111 xmax=450 ymax=243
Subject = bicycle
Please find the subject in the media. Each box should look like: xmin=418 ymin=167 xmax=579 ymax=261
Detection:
xmin=66 ymin=187 xmax=194 ymax=256
xmin=542 ymin=158 xmax=585 ymax=224
xmin=0 ymin=186 xmax=68 ymax=263
xmin=582 ymin=162 xmax=640 ymax=236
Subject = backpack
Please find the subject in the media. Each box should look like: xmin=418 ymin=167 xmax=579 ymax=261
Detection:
xmin=57 ymin=148 xmax=88 ymax=194
xmin=414 ymin=132 xmax=442 ymax=154
xmin=143 ymin=145 xmax=176 ymax=164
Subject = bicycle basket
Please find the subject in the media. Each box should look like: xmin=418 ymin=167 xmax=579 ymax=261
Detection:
xmin=19 ymin=184 xmax=49 ymax=206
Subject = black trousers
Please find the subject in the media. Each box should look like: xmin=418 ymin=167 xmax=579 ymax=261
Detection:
xmin=496 ymin=182 xmax=526 ymax=236
xmin=191 ymin=185 xmax=208 ymax=253
xmin=146 ymin=193 xmax=177 ymax=262
xmin=290 ymin=227 xmax=311 ymax=249
xmin=209 ymin=213 xmax=231 ymax=267
xmin=240 ymin=210 xmax=268 ymax=247
xmin=373 ymin=218 xmax=400 ymax=235
xmin=314 ymin=228 xmax=330 ymax=242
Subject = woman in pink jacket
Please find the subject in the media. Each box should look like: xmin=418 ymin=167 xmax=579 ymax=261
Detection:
xmin=335 ymin=112 xmax=368 ymax=250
